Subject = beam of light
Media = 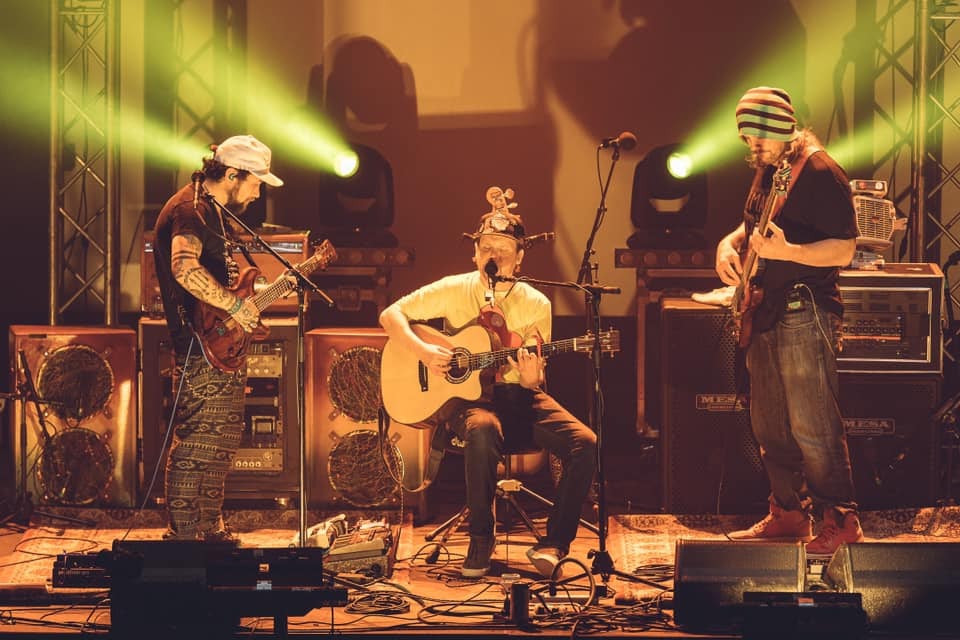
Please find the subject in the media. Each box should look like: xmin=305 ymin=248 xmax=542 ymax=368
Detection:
xmin=823 ymin=124 xmax=875 ymax=172
xmin=243 ymin=61 xmax=355 ymax=174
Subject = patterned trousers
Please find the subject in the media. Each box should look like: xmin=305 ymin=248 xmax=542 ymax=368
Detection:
xmin=164 ymin=351 xmax=246 ymax=539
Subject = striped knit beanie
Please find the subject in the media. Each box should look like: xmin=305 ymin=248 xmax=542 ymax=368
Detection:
xmin=735 ymin=86 xmax=797 ymax=141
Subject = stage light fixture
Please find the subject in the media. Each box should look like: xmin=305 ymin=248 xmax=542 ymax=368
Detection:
xmin=667 ymin=150 xmax=693 ymax=180
xmin=333 ymin=149 xmax=359 ymax=178
xmin=629 ymin=143 xmax=707 ymax=249
xmin=318 ymin=142 xmax=396 ymax=246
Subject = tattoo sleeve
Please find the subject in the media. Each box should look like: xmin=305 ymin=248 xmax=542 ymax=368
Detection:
xmin=171 ymin=234 xmax=236 ymax=310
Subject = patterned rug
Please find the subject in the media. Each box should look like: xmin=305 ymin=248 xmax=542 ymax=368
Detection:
xmin=608 ymin=506 xmax=960 ymax=599
xmin=0 ymin=506 xmax=409 ymax=589
xmin=3 ymin=506 xmax=960 ymax=593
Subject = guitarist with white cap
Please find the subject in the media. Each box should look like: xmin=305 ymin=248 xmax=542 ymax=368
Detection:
xmin=152 ymin=134 xmax=283 ymax=543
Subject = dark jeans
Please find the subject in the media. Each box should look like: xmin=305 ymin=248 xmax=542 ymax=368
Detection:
xmin=436 ymin=384 xmax=596 ymax=549
xmin=746 ymin=298 xmax=858 ymax=518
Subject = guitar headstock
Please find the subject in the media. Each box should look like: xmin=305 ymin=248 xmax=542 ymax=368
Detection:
xmin=772 ymin=160 xmax=792 ymax=196
xmin=305 ymin=239 xmax=337 ymax=270
xmin=575 ymin=330 xmax=621 ymax=356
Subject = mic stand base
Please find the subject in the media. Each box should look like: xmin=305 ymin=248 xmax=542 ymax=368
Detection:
xmin=0 ymin=493 xmax=97 ymax=529
xmin=587 ymin=548 xmax=668 ymax=594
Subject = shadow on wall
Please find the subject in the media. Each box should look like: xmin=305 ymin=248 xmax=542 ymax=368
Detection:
xmin=272 ymin=2 xmax=807 ymax=307
xmin=273 ymin=36 xmax=417 ymax=251
xmin=273 ymin=33 xmax=559 ymax=304
xmin=540 ymin=0 xmax=806 ymax=249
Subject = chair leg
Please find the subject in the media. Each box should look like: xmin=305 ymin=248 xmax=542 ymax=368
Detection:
xmin=424 ymin=505 xmax=469 ymax=542
xmin=515 ymin=482 xmax=599 ymax=535
xmin=497 ymin=489 xmax=545 ymax=543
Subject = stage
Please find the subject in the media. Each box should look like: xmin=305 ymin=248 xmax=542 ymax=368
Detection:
xmin=1 ymin=503 xmax=959 ymax=638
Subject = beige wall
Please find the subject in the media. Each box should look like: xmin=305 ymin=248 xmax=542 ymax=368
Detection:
xmin=122 ymin=1 xmax=871 ymax=316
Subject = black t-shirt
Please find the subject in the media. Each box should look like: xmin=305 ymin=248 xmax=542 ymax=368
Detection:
xmin=153 ymin=183 xmax=236 ymax=354
xmin=743 ymin=151 xmax=859 ymax=335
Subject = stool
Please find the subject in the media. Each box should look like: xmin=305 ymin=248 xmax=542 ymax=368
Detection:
xmin=425 ymin=442 xmax=598 ymax=544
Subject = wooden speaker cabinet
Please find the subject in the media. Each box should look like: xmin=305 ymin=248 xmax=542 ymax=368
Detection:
xmin=8 ymin=325 xmax=137 ymax=507
xmin=304 ymin=328 xmax=430 ymax=518
xmin=139 ymin=317 xmax=301 ymax=505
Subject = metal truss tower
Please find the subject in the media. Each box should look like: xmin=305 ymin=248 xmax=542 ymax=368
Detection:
xmin=49 ymin=0 xmax=119 ymax=325
xmin=143 ymin=0 xmax=247 ymax=208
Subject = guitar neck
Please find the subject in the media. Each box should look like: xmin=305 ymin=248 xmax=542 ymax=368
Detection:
xmin=452 ymin=337 xmax=587 ymax=372
xmin=253 ymin=276 xmax=296 ymax=311
xmin=250 ymin=242 xmax=334 ymax=312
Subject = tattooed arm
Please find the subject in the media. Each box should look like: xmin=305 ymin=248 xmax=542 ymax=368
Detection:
xmin=171 ymin=233 xmax=260 ymax=332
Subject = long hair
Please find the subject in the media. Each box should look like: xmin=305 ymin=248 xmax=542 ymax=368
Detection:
xmin=745 ymin=127 xmax=821 ymax=168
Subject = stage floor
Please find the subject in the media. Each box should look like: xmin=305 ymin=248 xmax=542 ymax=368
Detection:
xmin=1 ymin=502 xmax=959 ymax=638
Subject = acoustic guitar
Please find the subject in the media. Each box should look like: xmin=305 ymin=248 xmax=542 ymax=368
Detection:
xmin=380 ymin=323 xmax=620 ymax=425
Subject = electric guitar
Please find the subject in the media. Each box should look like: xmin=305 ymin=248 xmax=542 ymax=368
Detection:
xmin=731 ymin=161 xmax=792 ymax=347
xmin=193 ymin=239 xmax=337 ymax=372
xmin=380 ymin=323 xmax=620 ymax=425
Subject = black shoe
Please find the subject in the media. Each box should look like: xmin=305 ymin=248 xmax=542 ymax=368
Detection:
xmin=461 ymin=536 xmax=495 ymax=578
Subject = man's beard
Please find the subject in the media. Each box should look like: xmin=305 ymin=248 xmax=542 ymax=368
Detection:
xmin=225 ymin=183 xmax=249 ymax=214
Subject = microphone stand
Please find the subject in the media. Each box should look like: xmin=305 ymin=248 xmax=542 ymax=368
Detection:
xmin=208 ymin=195 xmax=334 ymax=548
xmin=573 ymin=142 xmax=666 ymax=594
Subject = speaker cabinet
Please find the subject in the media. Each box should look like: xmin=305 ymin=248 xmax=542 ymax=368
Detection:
xmin=139 ymin=317 xmax=301 ymax=504
xmin=825 ymin=542 xmax=960 ymax=631
xmin=839 ymin=374 xmax=940 ymax=509
xmin=304 ymin=328 xmax=430 ymax=518
xmin=673 ymin=539 xmax=805 ymax=629
xmin=660 ymin=299 xmax=767 ymax=514
xmin=9 ymin=325 xmax=137 ymax=507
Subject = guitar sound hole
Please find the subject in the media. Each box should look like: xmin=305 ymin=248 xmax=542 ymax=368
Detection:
xmin=446 ymin=347 xmax=471 ymax=383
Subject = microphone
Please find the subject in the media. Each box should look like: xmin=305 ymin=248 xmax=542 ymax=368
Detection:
xmin=484 ymin=258 xmax=499 ymax=287
xmin=599 ymin=131 xmax=637 ymax=151
xmin=191 ymin=170 xmax=204 ymax=210
xmin=523 ymin=232 xmax=556 ymax=249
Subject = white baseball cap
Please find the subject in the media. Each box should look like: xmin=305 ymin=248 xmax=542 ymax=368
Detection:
xmin=214 ymin=134 xmax=283 ymax=186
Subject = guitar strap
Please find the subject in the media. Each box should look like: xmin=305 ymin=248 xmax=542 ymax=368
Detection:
xmin=735 ymin=143 xmax=823 ymax=401
xmin=766 ymin=143 xmax=821 ymax=225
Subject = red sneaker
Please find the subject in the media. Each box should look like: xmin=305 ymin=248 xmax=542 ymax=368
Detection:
xmin=729 ymin=501 xmax=813 ymax=541
xmin=806 ymin=510 xmax=864 ymax=557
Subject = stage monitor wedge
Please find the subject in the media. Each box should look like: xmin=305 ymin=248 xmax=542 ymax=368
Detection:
xmin=825 ymin=541 xmax=960 ymax=632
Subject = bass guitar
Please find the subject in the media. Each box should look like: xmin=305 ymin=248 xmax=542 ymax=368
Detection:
xmin=731 ymin=161 xmax=792 ymax=347
xmin=380 ymin=324 xmax=620 ymax=425
xmin=194 ymin=239 xmax=337 ymax=372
